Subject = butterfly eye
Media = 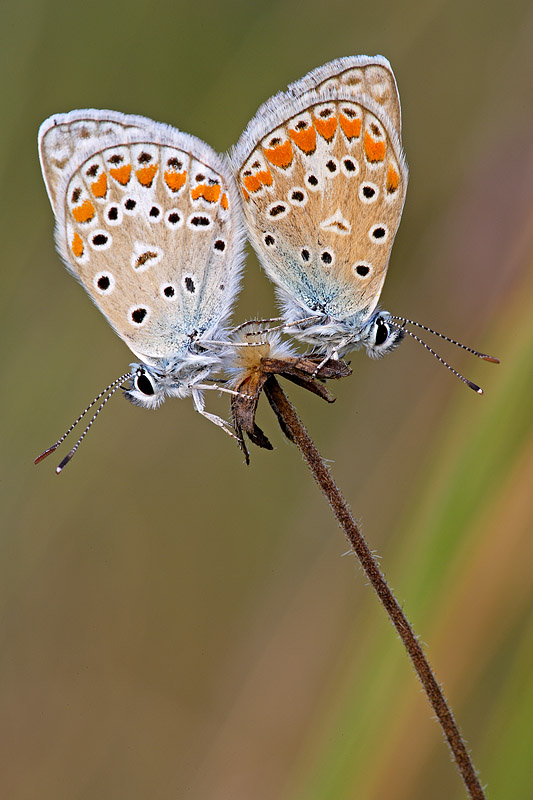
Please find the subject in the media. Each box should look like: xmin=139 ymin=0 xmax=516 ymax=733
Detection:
xmin=135 ymin=369 xmax=155 ymax=396
xmin=375 ymin=319 xmax=390 ymax=346
xmin=367 ymin=316 xmax=405 ymax=356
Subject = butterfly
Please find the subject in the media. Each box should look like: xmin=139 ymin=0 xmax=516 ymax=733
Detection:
xmin=230 ymin=56 xmax=498 ymax=385
xmin=37 ymin=110 xmax=246 ymax=471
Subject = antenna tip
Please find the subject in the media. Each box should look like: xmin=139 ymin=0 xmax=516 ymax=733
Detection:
xmin=482 ymin=355 xmax=500 ymax=364
xmin=467 ymin=381 xmax=483 ymax=394
xmin=56 ymin=449 xmax=76 ymax=474
xmin=34 ymin=445 xmax=58 ymax=465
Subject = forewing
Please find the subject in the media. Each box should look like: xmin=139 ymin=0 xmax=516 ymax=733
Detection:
xmin=39 ymin=111 xmax=244 ymax=364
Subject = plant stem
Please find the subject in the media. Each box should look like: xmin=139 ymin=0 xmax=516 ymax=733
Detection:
xmin=263 ymin=376 xmax=486 ymax=800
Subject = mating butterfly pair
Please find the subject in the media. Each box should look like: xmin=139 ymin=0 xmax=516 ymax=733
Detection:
xmin=36 ymin=55 xmax=497 ymax=472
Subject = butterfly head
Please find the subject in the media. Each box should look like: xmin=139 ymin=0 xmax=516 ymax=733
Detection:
xmin=361 ymin=310 xmax=405 ymax=359
xmin=124 ymin=363 xmax=193 ymax=409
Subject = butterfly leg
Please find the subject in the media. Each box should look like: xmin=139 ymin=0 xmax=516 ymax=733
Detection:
xmin=229 ymin=317 xmax=284 ymax=335
xmin=198 ymin=339 xmax=267 ymax=349
xmin=191 ymin=388 xmax=238 ymax=440
xmin=242 ymin=315 xmax=322 ymax=338
xmin=193 ymin=383 xmax=241 ymax=398
xmin=311 ymin=349 xmax=339 ymax=377
xmin=311 ymin=337 xmax=352 ymax=376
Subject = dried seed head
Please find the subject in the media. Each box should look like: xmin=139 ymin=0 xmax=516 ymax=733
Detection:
xmin=225 ymin=323 xmax=296 ymax=380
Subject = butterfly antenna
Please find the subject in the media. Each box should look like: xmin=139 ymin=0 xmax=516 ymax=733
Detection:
xmin=34 ymin=371 xmax=131 ymax=472
xmin=390 ymin=317 xmax=500 ymax=363
xmin=388 ymin=321 xmax=487 ymax=394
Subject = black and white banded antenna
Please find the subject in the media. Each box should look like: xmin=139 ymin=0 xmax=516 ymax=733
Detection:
xmin=34 ymin=372 xmax=131 ymax=474
xmin=388 ymin=317 xmax=499 ymax=394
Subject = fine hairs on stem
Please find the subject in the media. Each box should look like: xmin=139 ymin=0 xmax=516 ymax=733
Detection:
xmin=260 ymin=376 xmax=486 ymax=800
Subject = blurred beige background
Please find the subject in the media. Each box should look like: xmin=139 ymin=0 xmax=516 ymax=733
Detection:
xmin=2 ymin=0 xmax=532 ymax=798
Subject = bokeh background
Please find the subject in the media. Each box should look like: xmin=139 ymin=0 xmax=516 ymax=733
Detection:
xmin=2 ymin=0 xmax=532 ymax=798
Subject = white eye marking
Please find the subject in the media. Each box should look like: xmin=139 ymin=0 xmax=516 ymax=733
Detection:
xmin=341 ymin=157 xmax=359 ymax=177
xmin=161 ymin=283 xmax=176 ymax=300
xmin=320 ymin=208 xmax=351 ymax=236
xmin=131 ymin=242 xmax=163 ymax=271
xmin=359 ymin=182 xmax=379 ymax=203
xmin=129 ymin=306 xmax=150 ymax=326
xmin=187 ymin=213 xmax=213 ymax=230
xmin=183 ymin=274 xmax=197 ymax=294
xmin=288 ymin=187 xmax=308 ymax=206
xmin=165 ymin=209 xmax=184 ymax=229
xmin=266 ymin=201 xmax=289 ymax=220
xmin=147 ymin=204 xmax=162 ymax=223
xmin=320 ymin=249 xmax=335 ymax=267
xmin=93 ymin=271 xmax=115 ymax=294
xmin=352 ymin=261 xmax=373 ymax=278
xmin=324 ymin=157 xmax=339 ymax=178
xmin=105 ymin=203 xmax=123 ymax=226
xmin=122 ymin=196 xmax=139 ymax=215
xmin=304 ymin=171 xmax=321 ymax=191
xmin=89 ymin=230 xmax=112 ymax=250
xmin=369 ymin=224 xmax=389 ymax=243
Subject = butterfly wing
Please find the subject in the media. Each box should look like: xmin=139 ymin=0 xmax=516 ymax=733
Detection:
xmin=39 ymin=110 xmax=245 ymax=366
xmin=231 ymin=57 xmax=407 ymax=328
xmin=285 ymin=55 xmax=402 ymax=136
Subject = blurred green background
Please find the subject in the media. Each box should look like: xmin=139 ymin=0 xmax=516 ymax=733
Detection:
xmin=2 ymin=0 xmax=532 ymax=798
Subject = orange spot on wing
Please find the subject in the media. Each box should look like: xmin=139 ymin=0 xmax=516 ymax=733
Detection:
xmin=164 ymin=169 xmax=187 ymax=192
xmin=386 ymin=162 xmax=400 ymax=192
xmin=72 ymin=232 xmax=84 ymax=258
xmin=289 ymin=126 xmax=316 ymax=154
xmin=91 ymin=172 xmax=108 ymax=198
xmin=242 ymin=168 xmax=273 ymax=193
xmin=136 ymin=164 xmax=158 ymax=187
xmin=313 ymin=114 xmax=338 ymax=141
xmin=243 ymin=175 xmax=261 ymax=193
xmin=191 ymin=183 xmax=222 ymax=203
xmin=221 ymin=193 xmax=229 ymax=209
xmin=72 ymin=199 xmax=95 ymax=223
xmin=258 ymin=168 xmax=273 ymax=186
xmin=364 ymin=132 xmax=386 ymax=162
xmin=339 ymin=113 xmax=362 ymax=140
xmin=264 ymin=140 xmax=293 ymax=168
xmin=205 ymin=184 xmax=221 ymax=202
xmin=241 ymin=187 xmax=249 ymax=202
xmin=109 ymin=164 xmax=132 ymax=185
